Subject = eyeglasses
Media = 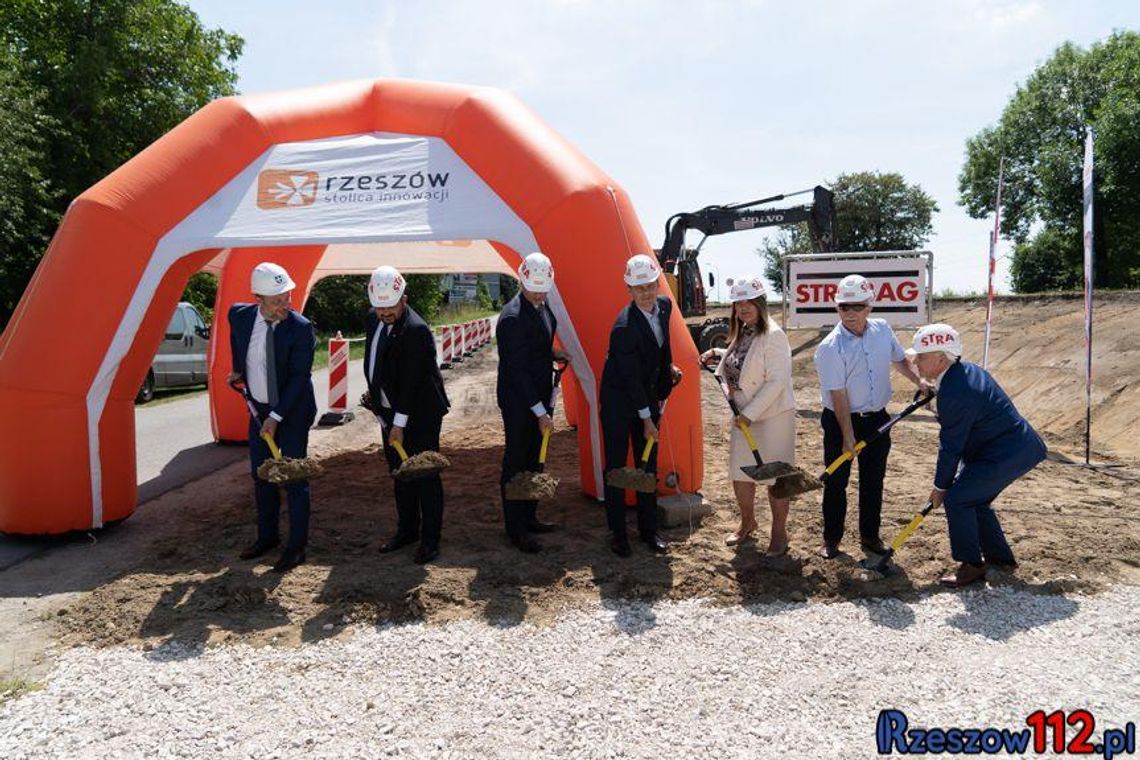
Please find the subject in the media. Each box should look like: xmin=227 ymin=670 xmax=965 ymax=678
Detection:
xmin=837 ymin=303 xmax=869 ymax=312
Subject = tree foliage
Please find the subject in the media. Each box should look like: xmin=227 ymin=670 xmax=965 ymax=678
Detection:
xmin=0 ymin=0 xmax=243 ymax=328
xmin=760 ymin=171 xmax=937 ymax=293
xmin=959 ymin=31 xmax=1140 ymax=292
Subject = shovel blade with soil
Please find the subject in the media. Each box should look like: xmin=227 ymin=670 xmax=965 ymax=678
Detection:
xmin=504 ymin=428 xmax=560 ymax=500
xmin=391 ymin=444 xmax=450 ymax=481
xmin=605 ymin=436 xmax=658 ymax=494
xmin=257 ymin=433 xmax=324 ymax=484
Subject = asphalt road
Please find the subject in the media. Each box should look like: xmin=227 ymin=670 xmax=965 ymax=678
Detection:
xmin=135 ymin=360 xmax=362 ymax=502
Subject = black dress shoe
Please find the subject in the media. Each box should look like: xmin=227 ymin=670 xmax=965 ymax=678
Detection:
xmin=239 ymin=539 xmax=280 ymax=560
xmin=510 ymin=534 xmax=542 ymax=554
xmin=860 ymin=537 xmax=888 ymax=555
xmin=610 ymin=535 xmax=632 ymax=558
xmin=379 ymin=533 xmax=418 ymax=553
xmin=271 ymin=547 xmax=305 ymax=573
xmin=526 ymin=520 xmax=558 ymax=534
xmin=641 ymin=533 xmax=668 ymax=554
xmin=414 ymin=545 xmax=439 ymax=564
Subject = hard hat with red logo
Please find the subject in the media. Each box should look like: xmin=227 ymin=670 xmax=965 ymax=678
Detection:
xmin=368 ymin=265 xmax=406 ymax=308
xmin=623 ymin=254 xmax=661 ymax=286
xmin=906 ymin=323 xmax=962 ymax=358
xmin=251 ymin=262 xmax=296 ymax=296
xmin=835 ymin=274 xmax=876 ymax=304
xmin=518 ymin=252 xmax=554 ymax=293
xmin=729 ymin=276 xmax=765 ymax=302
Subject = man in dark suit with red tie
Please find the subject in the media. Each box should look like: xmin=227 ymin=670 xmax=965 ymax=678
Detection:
xmin=363 ymin=266 xmax=450 ymax=564
xmin=227 ymin=262 xmax=317 ymax=573
xmin=495 ymin=252 xmax=571 ymax=553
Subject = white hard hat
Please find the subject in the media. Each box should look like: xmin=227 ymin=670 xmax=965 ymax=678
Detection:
xmin=368 ymin=265 xmax=406 ymax=308
xmin=906 ymin=323 xmax=962 ymax=358
xmin=251 ymin=262 xmax=295 ymax=296
xmin=623 ymin=254 xmax=661 ymax=286
xmin=835 ymin=274 xmax=875 ymax=304
xmin=518 ymin=252 xmax=554 ymax=293
xmin=729 ymin=276 xmax=765 ymax=303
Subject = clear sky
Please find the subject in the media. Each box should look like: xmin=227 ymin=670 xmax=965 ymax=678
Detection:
xmin=186 ymin=0 xmax=1136 ymax=299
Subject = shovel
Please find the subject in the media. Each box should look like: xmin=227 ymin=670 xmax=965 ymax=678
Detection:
xmin=390 ymin=438 xmax=450 ymax=481
xmin=774 ymin=391 xmax=936 ymax=499
xmin=700 ymin=363 xmax=802 ymax=484
xmin=605 ymin=435 xmax=659 ymax=493
xmin=858 ymin=499 xmax=936 ymax=581
xmin=228 ymin=379 xmax=324 ymax=484
xmin=504 ymin=359 xmax=569 ymax=501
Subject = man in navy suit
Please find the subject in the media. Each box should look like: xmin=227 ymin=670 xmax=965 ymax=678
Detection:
xmin=908 ymin=323 xmax=1047 ymax=587
xmin=363 ymin=266 xmax=450 ymax=564
xmin=227 ymin=262 xmax=317 ymax=573
xmin=496 ymin=252 xmax=571 ymax=553
xmin=600 ymin=254 xmax=681 ymax=558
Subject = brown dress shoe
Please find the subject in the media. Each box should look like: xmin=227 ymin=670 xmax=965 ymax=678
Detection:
xmin=940 ymin=562 xmax=986 ymax=588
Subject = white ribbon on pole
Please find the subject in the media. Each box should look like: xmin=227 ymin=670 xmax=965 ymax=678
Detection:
xmin=981 ymin=157 xmax=1005 ymax=370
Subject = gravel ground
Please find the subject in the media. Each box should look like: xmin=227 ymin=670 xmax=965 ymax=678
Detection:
xmin=3 ymin=586 xmax=1138 ymax=759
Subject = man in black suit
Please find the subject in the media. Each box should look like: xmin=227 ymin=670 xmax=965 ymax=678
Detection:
xmin=600 ymin=254 xmax=680 ymax=557
xmin=227 ymin=261 xmax=317 ymax=573
xmin=363 ymin=265 xmax=450 ymax=564
xmin=496 ymin=252 xmax=572 ymax=553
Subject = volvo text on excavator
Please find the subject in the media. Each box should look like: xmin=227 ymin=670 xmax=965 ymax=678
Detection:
xmin=657 ymin=185 xmax=837 ymax=352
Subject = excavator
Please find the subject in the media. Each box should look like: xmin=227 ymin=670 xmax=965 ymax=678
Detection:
xmin=658 ymin=185 xmax=838 ymax=352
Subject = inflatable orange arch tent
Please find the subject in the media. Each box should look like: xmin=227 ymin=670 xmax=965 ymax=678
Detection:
xmin=0 ymin=78 xmax=703 ymax=535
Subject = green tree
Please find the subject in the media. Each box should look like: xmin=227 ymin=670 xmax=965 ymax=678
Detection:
xmin=0 ymin=0 xmax=243 ymax=328
xmin=303 ymin=275 xmax=370 ymax=335
xmin=760 ymin=171 xmax=937 ymax=293
xmin=959 ymin=31 xmax=1140 ymax=292
xmin=0 ymin=59 xmax=60 ymax=320
xmin=181 ymin=272 xmax=218 ymax=324
xmin=404 ymin=274 xmax=443 ymax=323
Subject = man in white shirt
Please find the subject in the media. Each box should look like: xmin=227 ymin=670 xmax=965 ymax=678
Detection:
xmin=813 ymin=274 xmax=922 ymax=559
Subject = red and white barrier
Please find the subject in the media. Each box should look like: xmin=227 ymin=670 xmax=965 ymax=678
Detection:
xmin=317 ymin=331 xmax=356 ymax=426
xmin=440 ymin=324 xmax=454 ymax=367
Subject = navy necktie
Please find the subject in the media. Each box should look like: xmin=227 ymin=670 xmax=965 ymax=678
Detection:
xmin=264 ymin=320 xmax=279 ymax=407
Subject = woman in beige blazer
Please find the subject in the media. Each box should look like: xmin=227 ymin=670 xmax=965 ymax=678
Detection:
xmin=700 ymin=277 xmax=795 ymax=555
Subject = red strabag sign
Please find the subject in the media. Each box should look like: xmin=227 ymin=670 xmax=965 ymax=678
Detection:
xmin=784 ymin=251 xmax=932 ymax=328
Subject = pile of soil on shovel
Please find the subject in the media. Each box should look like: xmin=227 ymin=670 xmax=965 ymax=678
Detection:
xmin=393 ymin=451 xmax=450 ymax=480
xmin=605 ymin=467 xmax=658 ymax=493
xmin=504 ymin=471 xmax=559 ymax=501
xmin=256 ymin=457 xmax=324 ymax=484
xmin=12 ymin=324 xmax=1135 ymax=654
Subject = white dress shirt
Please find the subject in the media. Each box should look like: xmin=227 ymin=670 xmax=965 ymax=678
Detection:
xmin=367 ymin=324 xmax=406 ymax=427
xmin=245 ymin=313 xmax=283 ymax=421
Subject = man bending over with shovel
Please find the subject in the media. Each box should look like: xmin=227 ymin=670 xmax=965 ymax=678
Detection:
xmin=365 ymin=266 xmax=451 ymax=565
xmin=907 ymin=324 xmax=1046 ymax=588
xmin=228 ymin=262 xmax=317 ymax=573
xmin=496 ymin=252 xmax=572 ymax=554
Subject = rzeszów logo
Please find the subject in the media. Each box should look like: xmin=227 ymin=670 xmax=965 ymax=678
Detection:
xmin=256 ymin=168 xmax=451 ymax=210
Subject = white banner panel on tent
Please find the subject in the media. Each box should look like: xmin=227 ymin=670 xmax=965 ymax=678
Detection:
xmin=783 ymin=251 xmax=933 ymax=329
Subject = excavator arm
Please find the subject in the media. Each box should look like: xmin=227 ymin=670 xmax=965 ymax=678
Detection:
xmin=658 ymin=185 xmax=837 ymax=319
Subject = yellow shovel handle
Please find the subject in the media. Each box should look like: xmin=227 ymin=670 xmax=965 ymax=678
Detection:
xmin=391 ymin=440 xmax=409 ymax=462
xmin=261 ymin=432 xmax=283 ymax=461
xmin=738 ymin=422 xmax=760 ymax=452
xmin=823 ymin=440 xmax=867 ymax=475
xmin=641 ymin=436 xmax=656 ymax=463
xmin=890 ymin=514 xmax=926 ymax=551
xmin=538 ymin=427 xmax=551 ymax=464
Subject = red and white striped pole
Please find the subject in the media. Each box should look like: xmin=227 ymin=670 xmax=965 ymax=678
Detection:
xmin=318 ymin=331 xmax=355 ymax=426
xmin=440 ymin=324 xmax=453 ymax=368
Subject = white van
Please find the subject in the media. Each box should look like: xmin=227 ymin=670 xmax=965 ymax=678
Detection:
xmin=136 ymin=302 xmax=210 ymax=403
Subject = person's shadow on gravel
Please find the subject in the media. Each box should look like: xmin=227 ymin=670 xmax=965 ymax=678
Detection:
xmin=944 ymin=587 xmax=1079 ymax=640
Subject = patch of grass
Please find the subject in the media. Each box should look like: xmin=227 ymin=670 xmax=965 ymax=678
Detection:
xmin=0 ymin=677 xmax=41 ymax=704
xmin=433 ymin=305 xmax=497 ymax=326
